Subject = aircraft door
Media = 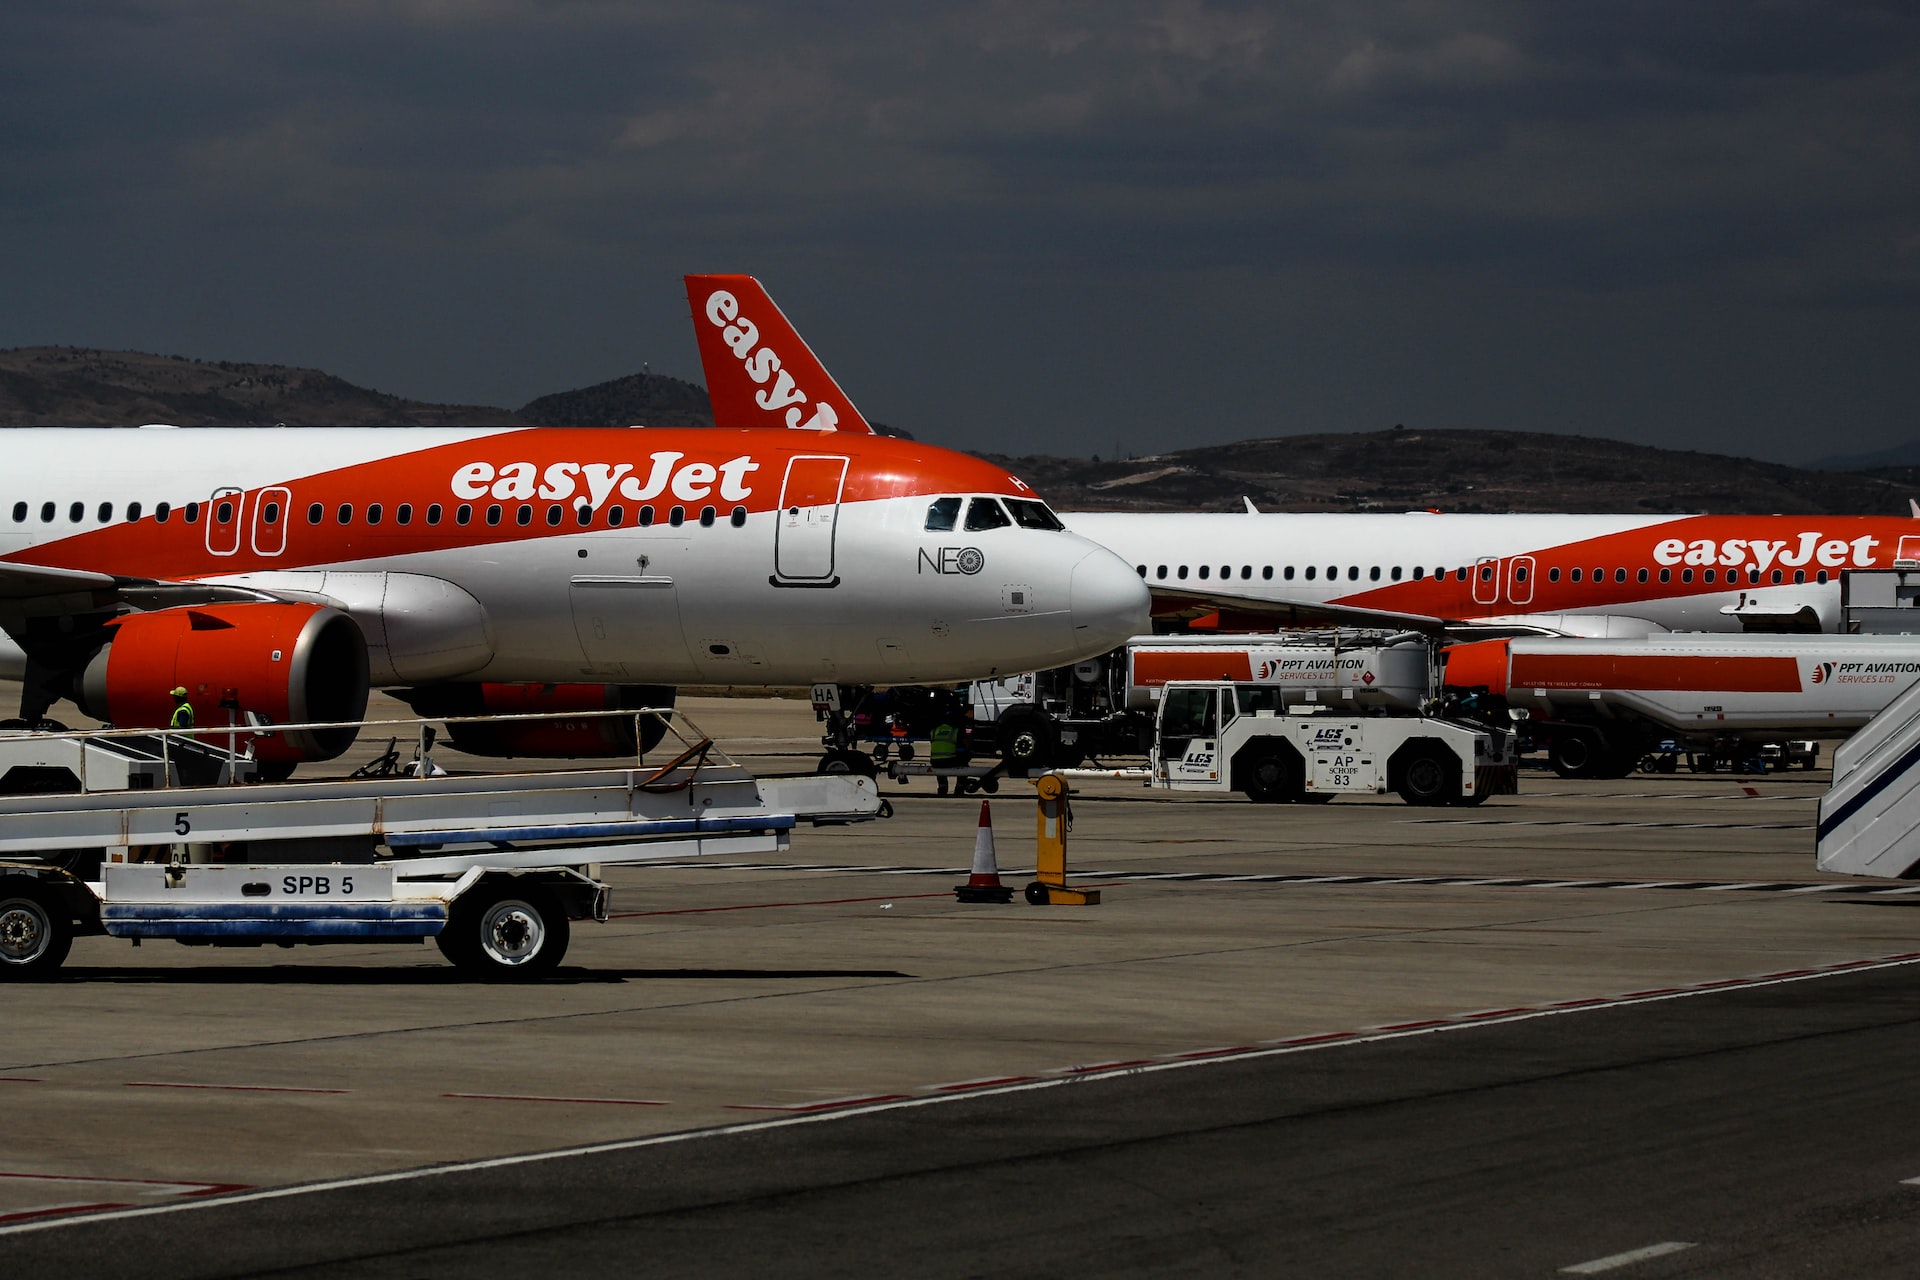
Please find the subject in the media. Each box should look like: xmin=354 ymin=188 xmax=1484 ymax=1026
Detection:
xmin=1471 ymin=556 xmax=1500 ymax=606
xmin=774 ymin=455 xmax=848 ymax=586
xmin=206 ymin=487 xmax=245 ymax=557
xmin=569 ymin=577 xmax=695 ymax=679
xmin=251 ymin=487 xmax=291 ymax=557
xmin=1507 ymin=555 xmax=1535 ymax=605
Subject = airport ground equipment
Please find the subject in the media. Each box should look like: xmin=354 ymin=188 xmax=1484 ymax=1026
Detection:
xmin=968 ymin=630 xmax=1435 ymax=773
xmin=1816 ymin=673 xmax=1920 ymax=879
xmin=1442 ymin=633 xmax=1920 ymax=779
xmin=1024 ymin=773 xmax=1099 ymax=905
xmin=1150 ymin=680 xmax=1517 ymax=805
xmin=0 ymin=709 xmax=879 ymax=980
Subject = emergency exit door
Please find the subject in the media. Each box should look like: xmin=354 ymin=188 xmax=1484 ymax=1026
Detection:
xmin=773 ymin=455 xmax=848 ymax=586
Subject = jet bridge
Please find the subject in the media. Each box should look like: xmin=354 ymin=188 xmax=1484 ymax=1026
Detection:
xmin=0 ymin=708 xmax=879 ymax=979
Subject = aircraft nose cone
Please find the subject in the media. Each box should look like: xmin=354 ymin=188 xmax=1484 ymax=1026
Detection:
xmin=1070 ymin=548 xmax=1152 ymax=654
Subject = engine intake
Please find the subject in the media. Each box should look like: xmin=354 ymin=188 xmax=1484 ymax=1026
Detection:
xmin=79 ymin=604 xmax=370 ymax=761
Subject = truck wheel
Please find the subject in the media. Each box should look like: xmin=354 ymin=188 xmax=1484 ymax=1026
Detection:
xmin=816 ymin=750 xmax=878 ymax=778
xmin=998 ymin=713 xmax=1053 ymax=775
xmin=1239 ymin=748 xmax=1301 ymax=804
xmin=0 ymin=882 xmax=72 ymax=979
xmin=1395 ymin=750 xmax=1456 ymax=806
xmin=443 ymin=883 xmax=569 ymax=979
xmin=1548 ymin=733 xmax=1617 ymax=779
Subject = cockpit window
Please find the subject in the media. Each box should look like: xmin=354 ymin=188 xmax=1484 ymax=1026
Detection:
xmin=964 ymin=497 xmax=1012 ymax=531
xmin=1004 ymin=498 xmax=1064 ymax=531
xmin=925 ymin=496 xmax=961 ymax=532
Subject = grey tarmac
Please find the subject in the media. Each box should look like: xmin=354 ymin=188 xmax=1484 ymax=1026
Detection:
xmin=2 ymin=693 xmax=1916 ymax=1275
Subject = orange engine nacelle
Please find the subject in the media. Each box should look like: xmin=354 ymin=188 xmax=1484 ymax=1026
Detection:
xmin=391 ymin=683 xmax=677 ymax=758
xmin=77 ymin=604 xmax=370 ymax=762
xmin=1440 ymin=638 xmax=1513 ymax=697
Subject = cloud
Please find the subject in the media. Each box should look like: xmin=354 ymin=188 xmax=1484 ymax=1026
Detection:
xmin=1 ymin=1 xmax=1917 ymax=462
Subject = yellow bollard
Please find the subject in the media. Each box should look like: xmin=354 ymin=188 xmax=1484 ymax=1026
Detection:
xmin=1025 ymin=772 xmax=1100 ymax=906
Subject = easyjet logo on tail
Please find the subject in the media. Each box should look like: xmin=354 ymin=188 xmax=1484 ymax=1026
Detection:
xmin=703 ymin=290 xmax=839 ymax=432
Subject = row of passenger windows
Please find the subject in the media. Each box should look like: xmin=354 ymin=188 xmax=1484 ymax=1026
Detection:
xmin=1135 ymin=562 xmax=1834 ymax=587
xmin=302 ymin=501 xmax=748 ymax=530
xmin=8 ymin=499 xmax=749 ymax=531
xmin=13 ymin=500 xmax=185 ymax=524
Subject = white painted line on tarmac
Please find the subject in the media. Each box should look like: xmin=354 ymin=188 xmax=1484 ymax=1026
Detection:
xmin=1901 ymin=1175 xmax=1920 ymax=1186
xmin=5 ymin=955 xmax=1918 ymax=1241
xmin=1560 ymin=1240 xmax=1696 ymax=1273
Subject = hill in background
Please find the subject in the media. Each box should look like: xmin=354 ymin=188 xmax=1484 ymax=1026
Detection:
xmin=517 ymin=372 xmax=712 ymax=426
xmin=0 ymin=347 xmax=714 ymax=429
xmin=991 ymin=429 xmax=1919 ymax=516
xmin=3 ymin=346 xmax=1911 ymax=516
xmin=0 ymin=347 xmax=521 ymax=426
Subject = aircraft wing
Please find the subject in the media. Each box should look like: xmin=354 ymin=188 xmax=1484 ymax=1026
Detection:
xmin=0 ymin=560 xmax=279 ymax=609
xmin=1146 ymin=584 xmax=1453 ymax=632
xmin=0 ymin=560 xmax=121 ymax=603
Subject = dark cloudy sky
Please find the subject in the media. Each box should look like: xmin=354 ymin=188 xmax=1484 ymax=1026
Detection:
xmin=4 ymin=2 xmax=1917 ymax=464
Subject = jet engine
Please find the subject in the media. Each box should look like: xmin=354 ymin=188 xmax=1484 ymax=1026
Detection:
xmin=77 ymin=603 xmax=370 ymax=762
xmin=390 ymin=683 xmax=678 ymax=758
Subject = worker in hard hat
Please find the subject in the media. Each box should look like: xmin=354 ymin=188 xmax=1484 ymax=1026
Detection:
xmin=169 ymin=686 xmax=195 ymax=732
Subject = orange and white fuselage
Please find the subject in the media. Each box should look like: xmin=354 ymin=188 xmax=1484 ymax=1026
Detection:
xmin=0 ymin=426 xmax=1149 ymax=689
xmin=1061 ymin=511 xmax=1919 ymax=635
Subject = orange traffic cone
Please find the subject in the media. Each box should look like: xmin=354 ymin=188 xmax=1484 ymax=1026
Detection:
xmin=955 ymin=799 xmax=1014 ymax=903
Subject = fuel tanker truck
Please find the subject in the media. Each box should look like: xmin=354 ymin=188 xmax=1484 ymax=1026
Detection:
xmin=1440 ymin=633 xmax=1920 ymax=778
xmin=970 ymin=631 xmax=1433 ymax=772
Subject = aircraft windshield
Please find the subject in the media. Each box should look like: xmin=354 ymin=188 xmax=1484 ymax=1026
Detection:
xmin=964 ymin=498 xmax=1013 ymax=531
xmin=1004 ymin=498 xmax=1064 ymax=531
xmin=924 ymin=497 xmax=961 ymax=532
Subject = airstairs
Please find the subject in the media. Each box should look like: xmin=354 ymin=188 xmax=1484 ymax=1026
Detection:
xmin=1816 ymin=676 xmax=1920 ymax=878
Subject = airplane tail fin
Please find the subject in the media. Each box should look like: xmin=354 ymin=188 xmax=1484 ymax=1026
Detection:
xmin=683 ymin=274 xmax=874 ymax=434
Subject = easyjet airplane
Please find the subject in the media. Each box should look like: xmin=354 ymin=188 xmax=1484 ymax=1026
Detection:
xmin=684 ymin=293 xmax=1916 ymax=640
xmin=0 ymin=275 xmax=1149 ymax=775
xmin=1058 ymin=509 xmax=1918 ymax=637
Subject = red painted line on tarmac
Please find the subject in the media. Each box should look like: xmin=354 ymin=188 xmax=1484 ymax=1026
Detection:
xmin=0 ymin=1172 xmax=246 ymax=1192
xmin=124 ymin=1082 xmax=348 ymax=1095
xmin=0 ymin=1172 xmax=250 ymax=1224
xmin=0 ymin=1078 xmax=42 ymax=1084
xmin=1173 ymin=1047 xmax=1260 ymax=1061
xmin=609 ymin=891 xmax=952 ymax=918
xmin=1617 ymin=989 xmax=1684 ymax=999
xmin=1065 ymin=1060 xmax=1155 ymax=1074
xmin=726 ymin=1094 xmax=912 ymax=1113
xmin=1375 ymin=1019 xmax=1450 ymax=1032
xmin=1462 ymin=1008 xmax=1536 ymax=1020
xmin=0 ymin=1202 xmax=130 ymax=1225
xmin=934 ymin=1077 xmax=1039 ymax=1092
xmin=443 ymin=1093 xmax=667 ymax=1107
xmin=1269 ymin=1032 xmax=1359 ymax=1047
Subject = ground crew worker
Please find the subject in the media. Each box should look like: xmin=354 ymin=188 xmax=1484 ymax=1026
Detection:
xmin=930 ymin=716 xmax=963 ymax=796
xmin=169 ymin=686 xmax=194 ymax=731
